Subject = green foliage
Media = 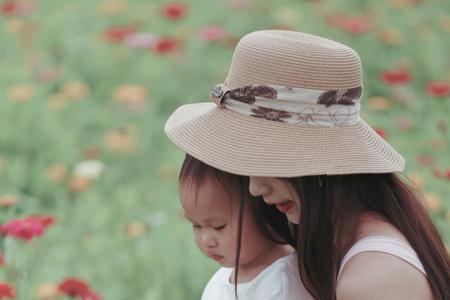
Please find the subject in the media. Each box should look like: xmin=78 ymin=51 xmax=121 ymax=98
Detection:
xmin=0 ymin=0 xmax=449 ymax=299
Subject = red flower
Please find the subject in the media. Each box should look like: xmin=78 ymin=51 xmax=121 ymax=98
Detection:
xmin=103 ymin=26 xmax=136 ymax=43
xmin=432 ymin=169 xmax=443 ymax=179
xmin=161 ymin=3 xmax=187 ymax=20
xmin=0 ymin=1 xmax=17 ymax=16
xmin=0 ymin=283 xmax=15 ymax=299
xmin=374 ymin=128 xmax=387 ymax=139
xmin=426 ymin=81 xmax=450 ymax=97
xmin=151 ymin=37 xmax=180 ymax=54
xmin=380 ymin=68 xmax=412 ymax=85
xmin=0 ymin=215 xmax=55 ymax=241
xmin=58 ymin=278 xmax=90 ymax=296
xmin=58 ymin=278 xmax=101 ymax=300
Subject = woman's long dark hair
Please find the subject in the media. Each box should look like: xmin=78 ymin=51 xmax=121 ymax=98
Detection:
xmin=179 ymin=154 xmax=295 ymax=298
xmin=288 ymin=173 xmax=450 ymax=300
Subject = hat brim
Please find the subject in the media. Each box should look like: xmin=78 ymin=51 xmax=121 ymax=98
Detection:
xmin=164 ymin=102 xmax=405 ymax=177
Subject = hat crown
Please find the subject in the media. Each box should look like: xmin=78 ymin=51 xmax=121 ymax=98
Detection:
xmin=225 ymin=30 xmax=363 ymax=91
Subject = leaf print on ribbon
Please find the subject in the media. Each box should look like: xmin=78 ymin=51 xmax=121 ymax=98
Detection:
xmin=317 ymin=86 xmax=361 ymax=107
xmin=297 ymin=112 xmax=314 ymax=125
xmin=229 ymin=85 xmax=277 ymax=104
xmin=250 ymin=106 xmax=292 ymax=122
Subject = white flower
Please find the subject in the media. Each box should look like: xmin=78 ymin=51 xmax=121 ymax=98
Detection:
xmin=73 ymin=160 xmax=105 ymax=179
xmin=145 ymin=211 xmax=167 ymax=228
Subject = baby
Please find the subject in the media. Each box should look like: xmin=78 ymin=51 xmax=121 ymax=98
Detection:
xmin=179 ymin=154 xmax=306 ymax=299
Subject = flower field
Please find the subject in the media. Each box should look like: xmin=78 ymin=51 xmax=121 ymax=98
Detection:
xmin=0 ymin=0 xmax=449 ymax=299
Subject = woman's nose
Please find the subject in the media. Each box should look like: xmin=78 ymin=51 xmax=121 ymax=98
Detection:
xmin=249 ymin=177 xmax=271 ymax=196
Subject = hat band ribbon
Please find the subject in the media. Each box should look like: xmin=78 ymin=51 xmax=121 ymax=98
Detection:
xmin=209 ymin=83 xmax=362 ymax=126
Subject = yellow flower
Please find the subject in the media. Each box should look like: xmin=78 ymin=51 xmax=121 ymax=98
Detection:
xmin=409 ymin=172 xmax=423 ymax=190
xmin=47 ymin=164 xmax=68 ymax=183
xmin=69 ymin=176 xmax=92 ymax=192
xmin=423 ymin=193 xmax=442 ymax=213
xmin=48 ymin=93 xmax=68 ymax=110
xmin=113 ymin=84 xmax=148 ymax=105
xmin=4 ymin=19 xmax=28 ymax=34
xmin=0 ymin=195 xmax=19 ymax=207
xmin=62 ymin=81 xmax=90 ymax=100
xmin=35 ymin=283 xmax=59 ymax=300
xmin=8 ymin=84 xmax=34 ymax=102
xmin=438 ymin=15 xmax=450 ymax=32
xmin=388 ymin=0 xmax=420 ymax=9
xmin=104 ymin=130 xmax=136 ymax=153
xmin=376 ymin=28 xmax=405 ymax=45
xmin=158 ymin=163 xmax=177 ymax=180
xmin=125 ymin=221 xmax=148 ymax=238
xmin=97 ymin=0 xmax=128 ymax=15
xmin=368 ymin=96 xmax=391 ymax=111
xmin=271 ymin=7 xmax=301 ymax=26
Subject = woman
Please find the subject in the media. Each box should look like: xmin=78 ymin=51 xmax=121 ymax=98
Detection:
xmin=165 ymin=30 xmax=450 ymax=299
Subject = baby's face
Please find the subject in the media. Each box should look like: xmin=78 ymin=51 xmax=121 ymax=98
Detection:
xmin=180 ymin=176 xmax=269 ymax=268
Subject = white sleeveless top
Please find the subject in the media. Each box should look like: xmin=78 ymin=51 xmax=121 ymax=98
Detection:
xmin=337 ymin=235 xmax=427 ymax=279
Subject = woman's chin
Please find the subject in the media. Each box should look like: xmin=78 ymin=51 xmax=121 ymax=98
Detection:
xmin=287 ymin=213 xmax=300 ymax=224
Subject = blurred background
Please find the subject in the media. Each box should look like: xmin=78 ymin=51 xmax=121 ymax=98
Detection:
xmin=0 ymin=0 xmax=449 ymax=299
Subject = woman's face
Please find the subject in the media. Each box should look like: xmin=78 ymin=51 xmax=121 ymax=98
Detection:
xmin=249 ymin=177 xmax=301 ymax=224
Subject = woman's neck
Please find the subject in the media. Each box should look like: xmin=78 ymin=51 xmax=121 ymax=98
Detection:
xmin=355 ymin=212 xmax=406 ymax=242
xmin=230 ymin=243 xmax=294 ymax=283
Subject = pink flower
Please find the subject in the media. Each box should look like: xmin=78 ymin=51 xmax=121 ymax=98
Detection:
xmin=325 ymin=13 xmax=372 ymax=35
xmin=426 ymin=81 xmax=450 ymax=97
xmin=0 ymin=283 xmax=15 ymax=299
xmin=0 ymin=0 xmax=35 ymax=17
xmin=380 ymin=68 xmax=412 ymax=85
xmin=124 ymin=33 xmax=157 ymax=49
xmin=445 ymin=169 xmax=450 ymax=181
xmin=198 ymin=26 xmax=228 ymax=42
xmin=0 ymin=215 xmax=55 ymax=241
xmin=338 ymin=16 xmax=373 ymax=35
xmin=161 ymin=3 xmax=187 ymax=20
xmin=417 ymin=154 xmax=434 ymax=166
xmin=432 ymin=169 xmax=443 ymax=179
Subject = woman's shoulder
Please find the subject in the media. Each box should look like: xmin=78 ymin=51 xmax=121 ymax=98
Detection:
xmin=337 ymin=213 xmax=433 ymax=300
xmin=336 ymin=250 xmax=433 ymax=300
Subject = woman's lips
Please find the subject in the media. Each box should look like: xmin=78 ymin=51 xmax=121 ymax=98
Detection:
xmin=276 ymin=201 xmax=294 ymax=213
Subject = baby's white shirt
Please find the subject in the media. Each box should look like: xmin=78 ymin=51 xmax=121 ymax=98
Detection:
xmin=200 ymin=252 xmax=313 ymax=300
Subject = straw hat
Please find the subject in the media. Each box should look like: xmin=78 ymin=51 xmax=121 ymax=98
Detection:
xmin=164 ymin=30 xmax=405 ymax=177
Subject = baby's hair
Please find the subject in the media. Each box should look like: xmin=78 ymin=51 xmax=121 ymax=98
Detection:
xmin=179 ymin=154 xmax=295 ymax=298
